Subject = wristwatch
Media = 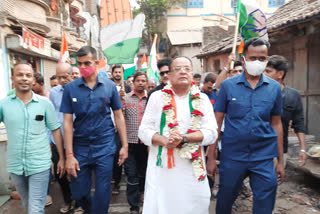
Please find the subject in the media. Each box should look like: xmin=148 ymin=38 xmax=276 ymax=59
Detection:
xmin=181 ymin=134 xmax=188 ymax=146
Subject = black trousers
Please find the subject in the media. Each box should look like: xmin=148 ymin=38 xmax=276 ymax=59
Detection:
xmin=124 ymin=143 xmax=148 ymax=211
xmin=51 ymin=144 xmax=72 ymax=204
xmin=112 ymin=132 xmax=123 ymax=185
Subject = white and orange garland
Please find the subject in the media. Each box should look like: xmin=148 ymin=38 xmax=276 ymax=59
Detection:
xmin=156 ymin=82 xmax=206 ymax=181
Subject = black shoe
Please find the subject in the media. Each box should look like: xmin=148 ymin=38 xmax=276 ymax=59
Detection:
xmin=112 ymin=184 xmax=120 ymax=195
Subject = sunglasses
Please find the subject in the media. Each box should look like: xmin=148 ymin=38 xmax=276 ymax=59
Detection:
xmin=160 ymin=70 xmax=170 ymax=76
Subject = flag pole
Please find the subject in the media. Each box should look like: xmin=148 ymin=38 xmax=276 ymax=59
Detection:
xmin=121 ymin=66 xmax=125 ymax=90
xmin=147 ymin=34 xmax=157 ymax=79
xmin=231 ymin=10 xmax=240 ymax=69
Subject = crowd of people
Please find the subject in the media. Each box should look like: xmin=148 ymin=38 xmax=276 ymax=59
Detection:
xmin=0 ymin=37 xmax=308 ymax=214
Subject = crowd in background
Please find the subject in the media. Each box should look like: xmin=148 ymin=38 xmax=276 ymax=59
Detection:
xmin=0 ymin=37 xmax=307 ymax=214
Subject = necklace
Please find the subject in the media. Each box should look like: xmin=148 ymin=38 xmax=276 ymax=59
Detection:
xmin=157 ymin=82 xmax=206 ymax=181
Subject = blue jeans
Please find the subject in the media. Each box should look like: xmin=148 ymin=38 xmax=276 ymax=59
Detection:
xmin=71 ymin=148 xmax=114 ymax=214
xmin=11 ymin=169 xmax=50 ymax=214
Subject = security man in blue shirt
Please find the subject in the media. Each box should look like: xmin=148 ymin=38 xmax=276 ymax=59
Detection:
xmin=60 ymin=46 xmax=128 ymax=214
xmin=207 ymin=38 xmax=285 ymax=214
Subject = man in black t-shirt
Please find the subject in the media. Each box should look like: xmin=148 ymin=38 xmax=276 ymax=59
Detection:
xmin=264 ymin=55 xmax=307 ymax=167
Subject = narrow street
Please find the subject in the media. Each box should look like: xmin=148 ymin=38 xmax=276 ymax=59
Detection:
xmin=1 ymin=159 xmax=320 ymax=214
xmin=1 ymin=136 xmax=320 ymax=213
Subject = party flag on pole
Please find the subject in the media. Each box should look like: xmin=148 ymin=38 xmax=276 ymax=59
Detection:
xmin=141 ymin=54 xmax=148 ymax=72
xmin=237 ymin=0 xmax=268 ymax=41
xmin=147 ymin=34 xmax=159 ymax=83
xmin=59 ymin=32 xmax=69 ymax=63
xmin=100 ymin=14 xmax=145 ymax=65
xmin=123 ymin=56 xmax=138 ymax=80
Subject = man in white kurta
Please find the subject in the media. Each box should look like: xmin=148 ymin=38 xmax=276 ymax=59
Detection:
xmin=138 ymin=56 xmax=218 ymax=214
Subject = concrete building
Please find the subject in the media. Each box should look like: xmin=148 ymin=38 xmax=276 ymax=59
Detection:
xmin=0 ymin=0 xmax=87 ymax=196
xmin=165 ymin=0 xmax=290 ymax=73
xmin=0 ymin=0 xmax=87 ymax=96
xmin=195 ymin=0 xmax=320 ymax=139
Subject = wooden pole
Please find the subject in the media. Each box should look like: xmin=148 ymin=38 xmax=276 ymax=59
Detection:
xmin=230 ymin=12 xmax=240 ymax=69
xmin=121 ymin=66 xmax=125 ymax=90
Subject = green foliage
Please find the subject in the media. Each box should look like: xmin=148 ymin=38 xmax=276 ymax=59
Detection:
xmin=136 ymin=0 xmax=184 ymax=47
xmin=132 ymin=7 xmax=141 ymax=18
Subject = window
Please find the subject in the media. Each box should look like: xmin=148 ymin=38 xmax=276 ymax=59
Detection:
xmin=231 ymin=0 xmax=238 ymax=14
xmin=231 ymin=0 xmax=238 ymax=8
xmin=268 ymin=0 xmax=285 ymax=7
xmin=183 ymin=0 xmax=204 ymax=8
xmin=159 ymin=39 xmax=166 ymax=53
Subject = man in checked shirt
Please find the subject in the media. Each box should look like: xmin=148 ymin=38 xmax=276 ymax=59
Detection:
xmin=123 ymin=71 xmax=148 ymax=214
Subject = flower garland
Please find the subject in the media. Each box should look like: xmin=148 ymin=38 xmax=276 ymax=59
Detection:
xmin=157 ymin=82 xmax=206 ymax=181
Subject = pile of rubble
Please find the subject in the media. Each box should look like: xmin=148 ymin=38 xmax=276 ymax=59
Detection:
xmin=233 ymin=135 xmax=320 ymax=214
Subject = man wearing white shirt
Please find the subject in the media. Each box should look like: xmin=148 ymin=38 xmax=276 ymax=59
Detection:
xmin=138 ymin=56 xmax=218 ymax=214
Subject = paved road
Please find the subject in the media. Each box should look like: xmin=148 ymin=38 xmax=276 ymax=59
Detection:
xmin=0 ymin=175 xmax=216 ymax=214
xmin=0 ymin=176 xmax=131 ymax=214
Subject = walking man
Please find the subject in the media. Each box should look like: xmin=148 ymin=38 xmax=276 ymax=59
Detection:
xmin=147 ymin=58 xmax=172 ymax=99
xmin=193 ymin=73 xmax=202 ymax=87
xmin=72 ymin=67 xmax=81 ymax=79
xmin=147 ymin=79 xmax=156 ymax=92
xmin=139 ymin=56 xmax=217 ymax=214
xmin=123 ymin=72 xmax=149 ymax=214
xmin=50 ymin=75 xmax=59 ymax=88
xmin=111 ymin=64 xmax=131 ymax=93
xmin=61 ymin=46 xmax=128 ymax=214
xmin=264 ymin=55 xmax=307 ymax=167
xmin=110 ymin=64 xmax=130 ymax=195
xmin=0 ymin=63 xmax=65 ymax=214
xmin=201 ymin=73 xmax=217 ymax=105
xmin=32 ymin=72 xmax=50 ymax=98
xmin=207 ymin=38 xmax=285 ymax=214
xmin=49 ymin=63 xmax=74 ymax=213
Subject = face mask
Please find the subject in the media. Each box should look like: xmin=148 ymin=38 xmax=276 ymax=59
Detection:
xmin=243 ymin=57 xmax=267 ymax=76
xmin=79 ymin=66 xmax=95 ymax=78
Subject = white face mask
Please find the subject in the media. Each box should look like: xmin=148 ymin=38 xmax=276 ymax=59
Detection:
xmin=243 ymin=57 xmax=268 ymax=76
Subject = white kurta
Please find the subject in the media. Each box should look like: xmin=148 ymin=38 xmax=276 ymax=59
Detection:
xmin=138 ymin=90 xmax=218 ymax=214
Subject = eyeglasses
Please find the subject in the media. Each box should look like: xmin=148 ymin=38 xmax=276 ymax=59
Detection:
xmin=160 ymin=70 xmax=170 ymax=76
xmin=173 ymin=67 xmax=192 ymax=72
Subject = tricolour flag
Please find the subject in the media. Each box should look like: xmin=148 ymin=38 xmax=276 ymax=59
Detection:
xmin=141 ymin=54 xmax=148 ymax=72
xmin=237 ymin=0 xmax=268 ymax=41
xmin=100 ymin=14 xmax=145 ymax=65
xmin=59 ymin=32 xmax=69 ymax=63
xmin=147 ymin=34 xmax=159 ymax=83
xmin=123 ymin=56 xmax=138 ymax=80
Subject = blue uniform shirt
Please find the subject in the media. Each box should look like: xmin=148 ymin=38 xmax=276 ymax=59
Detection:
xmin=207 ymin=90 xmax=218 ymax=107
xmin=60 ymin=75 xmax=122 ymax=157
xmin=215 ymin=72 xmax=282 ymax=162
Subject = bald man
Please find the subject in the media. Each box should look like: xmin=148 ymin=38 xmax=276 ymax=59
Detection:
xmin=49 ymin=63 xmax=74 ymax=213
xmin=147 ymin=79 xmax=156 ymax=92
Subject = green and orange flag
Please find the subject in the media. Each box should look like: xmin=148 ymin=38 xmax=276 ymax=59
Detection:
xmin=236 ymin=0 xmax=268 ymax=53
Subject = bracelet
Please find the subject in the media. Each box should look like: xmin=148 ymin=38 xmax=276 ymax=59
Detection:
xmin=222 ymin=66 xmax=228 ymax=72
xmin=300 ymin=149 xmax=306 ymax=153
xmin=66 ymin=152 xmax=74 ymax=156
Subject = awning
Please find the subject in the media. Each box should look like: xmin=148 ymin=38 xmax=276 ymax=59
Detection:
xmin=167 ymin=30 xmax=202 ymax=45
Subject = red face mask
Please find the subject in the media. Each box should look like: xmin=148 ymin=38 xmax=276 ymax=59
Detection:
xmin=79 ymin=66 xmax=95 ymax=78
